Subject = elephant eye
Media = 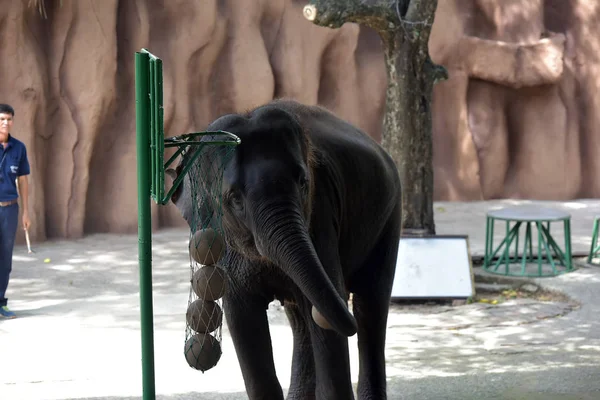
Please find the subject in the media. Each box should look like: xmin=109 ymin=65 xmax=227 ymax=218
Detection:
xmin=228 ymin=191 xmax=244 ymax=211
xmin=299 ymin=177 xmax=309 ymax=195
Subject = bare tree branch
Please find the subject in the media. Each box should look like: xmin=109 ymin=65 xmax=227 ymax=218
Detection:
xmin=305 ymin=0 xmax=439 ymax=45
xmin=304 ymin=0 xmax=398 ymax=31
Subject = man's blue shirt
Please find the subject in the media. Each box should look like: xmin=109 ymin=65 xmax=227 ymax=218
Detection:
xmin=0 ymin=134 xmax=30 ymax=202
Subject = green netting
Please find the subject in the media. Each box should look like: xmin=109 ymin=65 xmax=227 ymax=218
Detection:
xmin=179 ymin=132 xmax=238 ymax=373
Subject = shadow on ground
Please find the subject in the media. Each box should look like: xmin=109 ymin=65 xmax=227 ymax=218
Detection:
xmin=2 ymin=198 xmax=600 ymax=400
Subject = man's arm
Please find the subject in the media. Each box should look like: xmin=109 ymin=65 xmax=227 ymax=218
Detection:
xmin=17 ymin=175 xmax=31 ymax=230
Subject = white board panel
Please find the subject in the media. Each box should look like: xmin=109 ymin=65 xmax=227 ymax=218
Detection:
xmin=391 ymin=235 xmax=474 ymax=299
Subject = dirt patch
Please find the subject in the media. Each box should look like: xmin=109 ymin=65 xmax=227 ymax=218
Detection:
xmin=473 ymin=283 xmax=577 ymax=306
xmin=390 ymin=270 xmax=580 ymax=314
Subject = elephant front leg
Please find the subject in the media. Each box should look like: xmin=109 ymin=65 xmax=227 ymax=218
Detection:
xmin=308 ymin=321 xmax=355 ymax=400
xmin=285 ymin=302 xmax=316 ymax=400
xmin=223 ymin=292 xmax=283 ymax=400
xmin=307 ymin=210 xmax=355 ymax=399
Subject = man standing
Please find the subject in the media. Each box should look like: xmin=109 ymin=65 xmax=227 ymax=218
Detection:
xmin=0 ymin=104 xmax=31 ymax=319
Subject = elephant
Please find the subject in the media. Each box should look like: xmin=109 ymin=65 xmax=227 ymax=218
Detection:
xmin=169 ymin=99 xmax=402 ymax=399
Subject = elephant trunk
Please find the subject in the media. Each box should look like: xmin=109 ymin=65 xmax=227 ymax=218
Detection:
xmin=252 ymin=199 xmax=357 ymax=337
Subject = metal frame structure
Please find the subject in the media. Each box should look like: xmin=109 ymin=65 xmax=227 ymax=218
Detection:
xmin=483 ymin=207 xmax=573 ymax=277
xmin=135 ymin=48 xmax=239 ymax=400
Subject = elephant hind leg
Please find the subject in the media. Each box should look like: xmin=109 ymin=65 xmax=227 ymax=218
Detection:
xmin=285 ymin=303 xmax=316 ymax=400
xmin=351 ymin=209 xmax=401 ymax=399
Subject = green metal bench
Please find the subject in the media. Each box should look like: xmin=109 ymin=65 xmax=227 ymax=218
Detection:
xmin=588 ymin=215 xmax=600 ymax=265
xmin=483 ymin=205 xmax=573 ymax=277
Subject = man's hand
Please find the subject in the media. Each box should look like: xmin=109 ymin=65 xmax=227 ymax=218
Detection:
xmin=22 ymin=211 xmax=31 ymax=231
xmin=17 ymin=175 xmax=31 ymax=231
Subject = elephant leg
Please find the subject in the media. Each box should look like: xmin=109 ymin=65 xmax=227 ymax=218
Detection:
xmin=351 ymin=212 xmax=401 ymax=399
xmin=307 ymin=215 xmax=355 ymax=399
xmin=307 ymin=319 xmax=354 ymax=400
xmin=285 ymin=302 xmax=316 ymax=400
xmin=351 ymin=293 xmax=390 ymax=400
xmin=223 ymin=291 xmax=283 ymax=400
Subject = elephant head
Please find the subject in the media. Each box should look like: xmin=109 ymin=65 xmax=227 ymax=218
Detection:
xmin=168 ymin=105 xmax=357 ymax=337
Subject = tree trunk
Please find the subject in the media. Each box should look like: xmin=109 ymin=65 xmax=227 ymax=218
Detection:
xmin=380 ymin=24 xmax=444 ymax=234
xmin=304 ymin=0 xmax=446 ymax=235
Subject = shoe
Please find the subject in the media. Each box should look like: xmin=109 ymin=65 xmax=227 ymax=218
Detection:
xmin=0 ymin=306 xmax=16 ymax=318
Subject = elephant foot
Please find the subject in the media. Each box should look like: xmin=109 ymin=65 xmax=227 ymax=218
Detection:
xmin=286 ymin=390 xmax=316 ymax=400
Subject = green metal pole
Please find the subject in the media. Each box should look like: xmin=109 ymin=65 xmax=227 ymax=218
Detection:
xmin=483 ymin=217 xmax=490 ymax=269
xmin=135 ymin=51 xmax=156 ymax=400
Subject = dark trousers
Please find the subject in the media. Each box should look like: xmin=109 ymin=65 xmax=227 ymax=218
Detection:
xmin=0 ymin=203 xmax=19 ymax=307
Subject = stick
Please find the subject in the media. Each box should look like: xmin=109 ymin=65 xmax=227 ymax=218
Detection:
xmin=25 ymin=228 xmax=34 ymax=253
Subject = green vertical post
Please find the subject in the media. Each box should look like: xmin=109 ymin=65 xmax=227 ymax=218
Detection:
xmin=589 ymin=218 xmax=599 ymax=264
xmin=504 ymin=221 xmax=509 ymax=274
xmin=484 ymin=217 xmax=490 ymax=268
xmin=564 ymin=219 xmax=572 ymax=270
xmin=135 ymin=51 xmax=156 ymax=400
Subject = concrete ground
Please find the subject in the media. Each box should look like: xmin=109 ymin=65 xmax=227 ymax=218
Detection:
xmin=1 ymin=199 xmax=599 ymax=400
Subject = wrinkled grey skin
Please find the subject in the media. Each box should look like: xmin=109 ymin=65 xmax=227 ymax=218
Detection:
xmin=169 ymin=99 xmax=402 ymax=400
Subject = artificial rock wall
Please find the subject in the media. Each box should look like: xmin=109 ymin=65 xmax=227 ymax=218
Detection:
xmin=2 ymin=0 xmax=598 ymax=244
xmin=430 ymin=0 xmax=600 ymax=202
